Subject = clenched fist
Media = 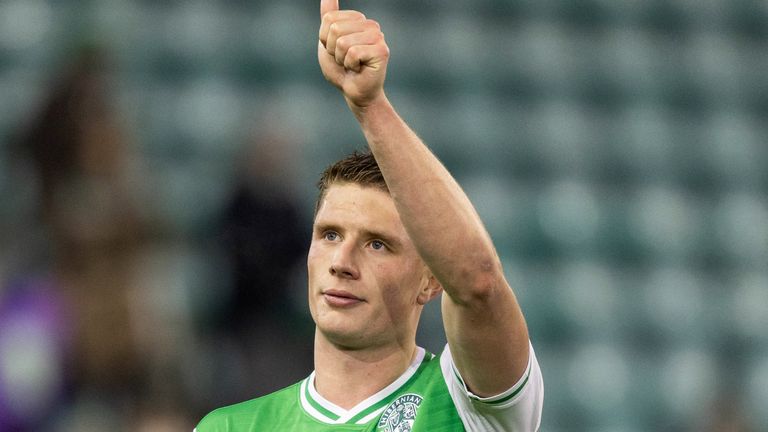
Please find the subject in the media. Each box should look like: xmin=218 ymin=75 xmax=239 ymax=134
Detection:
xmin=318 ymin=0 xmax=390 ymax=109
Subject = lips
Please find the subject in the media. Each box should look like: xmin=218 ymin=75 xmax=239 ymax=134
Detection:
xmin=322 ymin=289 xmax=364 ymax=307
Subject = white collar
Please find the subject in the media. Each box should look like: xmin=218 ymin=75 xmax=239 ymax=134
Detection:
xmin=299 ymin=347 xmax=428 ymax=424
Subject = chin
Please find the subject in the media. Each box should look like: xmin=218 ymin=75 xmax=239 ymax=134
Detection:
xmin=320 ymin=329 xmax=369 ymax=350
xmin=316 ymin=316 xmax=371 ymax=346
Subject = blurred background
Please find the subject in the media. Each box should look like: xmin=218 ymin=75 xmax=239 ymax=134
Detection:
xmin=0 ymin=0 xmax=766 ymax=431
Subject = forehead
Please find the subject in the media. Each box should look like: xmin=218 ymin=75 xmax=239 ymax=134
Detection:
xmin=314 ymin=183 xmax=405 ymax=235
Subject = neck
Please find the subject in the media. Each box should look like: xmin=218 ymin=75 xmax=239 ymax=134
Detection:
xmin=313 ymin=331 xmax=417 ymax=410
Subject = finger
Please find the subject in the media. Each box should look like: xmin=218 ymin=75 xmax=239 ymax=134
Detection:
xmin=320 ymin=0 xmax=339 ymax=18
xmin=318 ymin=41 xmax=344 ymax=86
xmin=325 ymin=20 xmax=368 ymax=64
xmin=335 ymin=26 xmax=384 ymax=68
xmin=344 ymin=42 xmax=389 ymax=73
xmin=319 ymin=11 xmax=366 ymax=47
xmin=325 ymin=20 xmax=381 ymax=64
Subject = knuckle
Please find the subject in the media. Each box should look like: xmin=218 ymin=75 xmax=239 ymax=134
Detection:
xmin=347 ymin=46 xmax=363 ymax=63
xmin=367 ymin=19 xmax=381 ymax=30
xmin=336 ymin=36 xmax=349 ymax=51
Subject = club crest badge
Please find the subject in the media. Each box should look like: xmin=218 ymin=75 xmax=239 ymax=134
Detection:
xmin=377 ymin=393 xmax=423 ymax=432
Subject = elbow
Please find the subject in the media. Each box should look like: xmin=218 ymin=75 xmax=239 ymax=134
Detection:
xmin=451 ymin=257 xmax=506 ymax=305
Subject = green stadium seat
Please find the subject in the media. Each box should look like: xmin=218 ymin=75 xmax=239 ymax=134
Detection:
xmin=746 ymin=355 xmax=768 ymax=431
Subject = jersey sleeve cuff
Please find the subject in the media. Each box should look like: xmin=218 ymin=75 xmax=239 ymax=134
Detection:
xmin=447 ymin=341 xmax=534 ymax=407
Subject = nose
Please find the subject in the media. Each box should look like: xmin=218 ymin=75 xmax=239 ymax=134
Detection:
xmin=329 ymin=241 xmax=360 ymax=280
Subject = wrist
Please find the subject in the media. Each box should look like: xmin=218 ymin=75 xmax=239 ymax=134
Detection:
xmin=347 ymin=93 xmax=392 ymax=123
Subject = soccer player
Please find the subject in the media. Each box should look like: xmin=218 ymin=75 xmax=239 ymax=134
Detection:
xmin=195 ymin=1 xmax=543 ymax=430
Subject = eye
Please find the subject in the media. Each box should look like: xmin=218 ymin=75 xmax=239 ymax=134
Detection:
xmin=370 ymin=240 xmax=386 ymax=250
xmin=323 ymin=231 xmax=340 ymax=241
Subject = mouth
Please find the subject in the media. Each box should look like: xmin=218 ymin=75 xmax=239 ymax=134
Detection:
xmin=322 ymin=289 xmax=364 ymax=307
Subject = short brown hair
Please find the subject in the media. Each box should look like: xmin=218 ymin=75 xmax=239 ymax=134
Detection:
xmin=314 ymin=150 xmax=389 ymax=216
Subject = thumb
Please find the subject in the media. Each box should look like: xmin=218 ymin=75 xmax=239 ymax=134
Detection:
xmin=320 ymin=0 xmax=339 ymax=18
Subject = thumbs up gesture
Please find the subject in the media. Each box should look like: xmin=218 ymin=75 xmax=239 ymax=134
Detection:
xmin=318 ymin=0 xmax=390 ymax=109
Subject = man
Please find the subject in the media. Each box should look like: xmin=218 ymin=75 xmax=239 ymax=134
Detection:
xmin=195 ymin=1 xmax=543 ymax=430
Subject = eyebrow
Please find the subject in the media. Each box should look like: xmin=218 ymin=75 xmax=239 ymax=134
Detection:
xmin=313 ymin=221 xmax=403 ymax=251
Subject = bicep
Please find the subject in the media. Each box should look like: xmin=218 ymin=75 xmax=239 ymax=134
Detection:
xmin=441 ymin=277 xmax=531 ymax=398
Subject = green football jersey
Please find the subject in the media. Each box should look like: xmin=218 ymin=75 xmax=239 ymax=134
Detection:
xmin=195 ymin=345 xmax=542 ymax=431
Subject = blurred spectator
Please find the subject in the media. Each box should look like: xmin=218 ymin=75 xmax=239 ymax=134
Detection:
xmin=14 ymin=46 xmax=151 ymax=428
xmin=210 ymin=123 xmax=313 ymax=404
xmin=701 ymin=395 xmax=753 ymax=432
xmin=218 ymin=126 xmax=307 ymax=334
xmin=0 ymin=276 xmax=69 ymax=432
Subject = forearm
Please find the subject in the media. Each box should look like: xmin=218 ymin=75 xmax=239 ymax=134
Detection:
xmin=355 ymin=96 xmax=532 ymax=391
xmin=351 ymin=95 xmax=502 ymax=299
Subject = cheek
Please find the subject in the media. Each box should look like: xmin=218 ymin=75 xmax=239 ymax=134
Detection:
xmin=306 ymin=244 xmax=325 ymax=310
xmin=373 ymin=261 xmax=423 ymax=303
xmin=306 ymin=248 xmax=324 ymax=321
xmin=307 ymin=241 xmax=320 ymax=262
xmin=307 ymin=243 xmax=325 ymax=275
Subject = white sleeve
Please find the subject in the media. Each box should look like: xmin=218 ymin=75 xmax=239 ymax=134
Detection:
xmin=439 ymin=341 xmax=544 ymax=432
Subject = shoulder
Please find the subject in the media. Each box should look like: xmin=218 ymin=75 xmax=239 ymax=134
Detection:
xmin=195 ymin=382 xmax=302 ymax=432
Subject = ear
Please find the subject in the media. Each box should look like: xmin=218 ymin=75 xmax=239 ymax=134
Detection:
xmin=417 ymin=274 xmax=443 ymax=306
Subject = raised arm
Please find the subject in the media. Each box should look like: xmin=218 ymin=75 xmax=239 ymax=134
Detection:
xmin=318 ymin=0 xmax=530 ymax=397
